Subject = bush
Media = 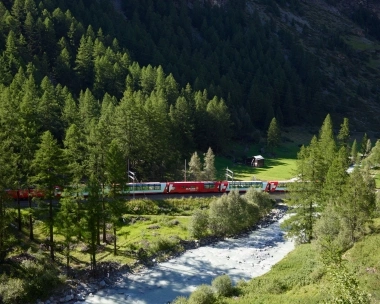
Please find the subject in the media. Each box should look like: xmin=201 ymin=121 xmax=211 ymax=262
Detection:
xmin=189 ymin=209 xmax=209 ymax=239
xmin=172 ymin=296 xmax=189 ymax=304
xmin=125 ymin=199 xmax=160 ymax=215
xmin=150 ymin=236 xmax=178 ymax=253
xmin=208 ymin=190 xmax=249 ymax=236
xmin=188 ymin=284 xmax=215 ymax=304
xmin=243 ymin=189 xmax=273 ymax=216
xmin=212 ymin=274 xmax=234 ymax=297
xmin=0 ymin=277 xmax=25 ymax=304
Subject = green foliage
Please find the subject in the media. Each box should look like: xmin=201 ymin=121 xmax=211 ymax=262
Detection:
xmin=325 ymin=265 xmax=370 ymax=304
xmin=188 ymin=152 xmax=203 ymax=181
xmin=243 ymin=188 xmax=273 ymax=216
xmin=125 ymin=199 xmax=161 ymax=215
xmin=314 ymin=206 xmax=351 ymax=265
xmin=189 ymin=209 xmax=209 ymax=239
xmin=172 ymin=296 xmax=189 ymax=304
xmin=203 ymin=147 xmax=216 ymax=181
xmin=267 ymin=117 xmax=281 ymax=153
xmin=0 ymin=251 xmax=64 ymax=304
xmin=149 ymin=236 xmax=179 ymax=254
xmin=0 ymin=277 xmax=25 ymax=304
xmin=188 ymin=284 xmax=215 ymax=304
xmin=211 ymin=274 xmax=234 ymax=297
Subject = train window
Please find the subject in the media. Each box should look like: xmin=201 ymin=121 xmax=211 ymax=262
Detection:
xmin=205 ymin=183 xmax=215 ymax=189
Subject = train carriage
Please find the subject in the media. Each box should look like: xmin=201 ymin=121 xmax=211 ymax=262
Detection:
xmin=226 ymin=180 xmax=266 ymax=193
xmin=265 ymin=181 xmax=289 ymax=192
xmin=122 ymin=182 xmax=167 ymax=195
xmin=166 ymin=181 xmax=228 ymax=194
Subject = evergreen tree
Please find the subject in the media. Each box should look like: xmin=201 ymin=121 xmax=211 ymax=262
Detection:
xmin=203 ymin=147 xmax=216 ymax=180
xmin=351 ymin=139 xmax=358 ymax=164
xmin=55 ymin=192 xmax=79 ymax=271
xmin=0 ymin=137 xmax=17 ymax=262
xmin=188 ymin=151 xmax=202 ymax=181
xmin=31 ymin=131 xmax=66 ymax=260
xmin=75 ymin=35 xmax=94 ymax=89
xmin=338 ymin=168 xmax=376 ymax=243
xmin=322 ymin=146 xmax=349 ymax=204
xmin=81 ymin=175 xmax=102 ymax=270
xmin=282 ymin=138 xmax=321 ymax=243
xmin=360 ymin=133 xmax=369 ymax=158
xmin=337 ymin=117 xmax=350 ymax=148
xmin=105 ymin=140 xmax=127 ymax=255
xmin=266 ymin=117 xmax=281 ymax=154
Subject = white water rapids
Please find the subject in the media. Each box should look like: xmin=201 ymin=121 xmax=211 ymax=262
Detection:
xmin=83 ymin=213 xmax=295 ymax=304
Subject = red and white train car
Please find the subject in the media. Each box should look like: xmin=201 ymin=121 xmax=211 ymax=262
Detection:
xmin=165 ymin=181 xmax=229 ymax=194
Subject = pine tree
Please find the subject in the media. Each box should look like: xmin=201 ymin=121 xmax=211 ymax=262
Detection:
xmin=338 ymin=168 xmax=376 ymax=243
xmin=0 ymin=137 xmax=17 ymax=262
xmin=81 ymin=175 xmax=101 ymax=270
xmin=203 ymin=147 xmax=216 ymax=180
xmin=351 ymin=139 xmax=358 ymax=164
xmin=55 ymin=193 xmax=79 ymax=271
xmin=360 ymin=133 xmax=369 ymax=158
xmin=75 ymin=35 xmax=94 ymax=89
xmin=267 ymin=117 xmax=281 ymax=154
xmin=337 ymin=117 xmax=350 ymax=148
xmin=31 ymin=131 xmax=67 ymax=260
xmin=188 ymin=152 xmax=202 ymax=181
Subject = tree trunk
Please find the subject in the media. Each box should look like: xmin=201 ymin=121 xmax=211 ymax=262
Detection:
xmin=113 ymin=227 xmax=117 ymax=256
xmin=49 ymin=196 xmax=54 ymax=261
xmin=28 ymin=190 xmax=34 ymax=240
xmin=17 ymin=190 xmax=21 ymax=231
xmin=102 ymin=184 xmax=106 ymax=243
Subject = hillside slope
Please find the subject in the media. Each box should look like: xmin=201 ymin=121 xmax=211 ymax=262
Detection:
xmin=112 ymin=0 xmax=380 ymax=133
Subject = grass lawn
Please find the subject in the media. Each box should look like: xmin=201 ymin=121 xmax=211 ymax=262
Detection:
xmin=215 ymin=128 xmax=313 ymax=182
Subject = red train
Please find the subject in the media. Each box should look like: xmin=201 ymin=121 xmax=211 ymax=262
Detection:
xmin=6 ymin=180 xmax=290 ymax=200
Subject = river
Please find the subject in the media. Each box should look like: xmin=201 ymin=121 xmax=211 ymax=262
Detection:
xmin=82 ymin=211 xmax=295 ymax=304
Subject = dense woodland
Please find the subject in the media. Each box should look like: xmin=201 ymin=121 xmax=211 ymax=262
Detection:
xmin=1 ymin=0 xmax=380 ymax=302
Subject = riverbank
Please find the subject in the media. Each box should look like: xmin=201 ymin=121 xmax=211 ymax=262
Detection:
xmin=37 ymin=205 xmax=294 ymax=304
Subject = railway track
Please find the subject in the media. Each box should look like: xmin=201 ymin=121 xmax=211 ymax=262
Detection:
xmin=11 ymin=192 xmax=288 ymax=209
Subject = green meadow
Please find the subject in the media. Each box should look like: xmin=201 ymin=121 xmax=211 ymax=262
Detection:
xmin=215 ymin=129 xmax=313 ymax=182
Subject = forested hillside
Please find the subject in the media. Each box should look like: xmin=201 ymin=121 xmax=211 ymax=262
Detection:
xmin=115 ymin=0 xmax=380 ymax=133
xmin=1 ymin=1 xmax=380 ymax=302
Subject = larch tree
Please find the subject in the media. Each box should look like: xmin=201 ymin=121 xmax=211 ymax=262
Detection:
xmin=283 ymin=135 xmax=324 ymax=243
xmin=322 ymin=146 xmax=349 ymax=205
xmin=0 ymin=137 xmax=17 ymax=262
xmin=203 ymin=147 xmax=216 ymax=181
xmin=266 ymin=117 xmax=281 ymax=154
xmin=31 ymin=131 xmax=67 ymax=260
xmin=105 ymin=140 xmax=127 ymax=255
xmin=337 ymin=117 xmax=350 ymax=149
xmin=55 ymin=193 xmax=79 ymax=271
xmin=338 ymin=168 xmax=376 ymax=243
xmin=188 ymin=152 xmax=203 ymax=181
xmin=351 ymin=139 xmax=358 ymax=164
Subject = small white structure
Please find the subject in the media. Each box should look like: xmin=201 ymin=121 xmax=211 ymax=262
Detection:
xmin=252 ymin=155 xmax=265 ymax=167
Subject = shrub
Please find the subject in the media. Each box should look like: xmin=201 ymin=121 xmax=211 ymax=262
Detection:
xmin=188 ymin=284 xmax=215 ymax=304
xmin=0 ymin=277 xmax=25 ymax=304
xmin=172 ymin=296 xmax=189 ymax=304
xmin=243 ymin=189 xmax=273 ymax=216
xmin=125 ymin=199 xmax=160 ymax=215
xmin=212 ymin=274 xmax=234 ymax=297
xmin=189 ymin=209 xmax=209 ymax=239
xmin=150 ymin=236 xmax=178 ymax=253
xmin=208 ymin=190 xmax=248 ymax=236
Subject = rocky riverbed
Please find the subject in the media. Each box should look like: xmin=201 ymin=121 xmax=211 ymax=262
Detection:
xmin=37 ymin=205 xmax=294 ymax=304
